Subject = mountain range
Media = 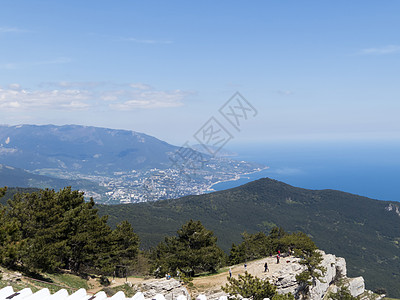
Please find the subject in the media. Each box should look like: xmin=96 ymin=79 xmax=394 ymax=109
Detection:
xmin=0 ymin=124 xmax=180 ymax=175
xmin=99 ymin=178 xmax=400 ymax=297
xmin=0 ymin=124 xmax=264 ymax=203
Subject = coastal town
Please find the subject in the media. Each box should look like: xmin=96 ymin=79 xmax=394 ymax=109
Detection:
xmin=80 ymin=158 xmax=266 ymax=204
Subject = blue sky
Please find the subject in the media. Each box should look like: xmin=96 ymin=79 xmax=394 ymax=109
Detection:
xmin=1 ymin=1 xmax=399 ymax=145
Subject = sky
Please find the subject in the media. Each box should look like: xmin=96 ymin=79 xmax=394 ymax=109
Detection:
xmin=1 ymin=1 xmax=400 ymax=146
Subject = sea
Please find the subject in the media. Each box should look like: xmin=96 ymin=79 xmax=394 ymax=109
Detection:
xmin=211 ymin=140 xmax=400 ymax=202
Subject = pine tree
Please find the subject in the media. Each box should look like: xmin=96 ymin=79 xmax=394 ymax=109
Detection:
xmin=295 ymin=250 xmax=327 ymax=297
xmin=222 ymin=271 xmax=277 ymax=300
xmin=1 ymin=187 xmax=140 ymax=274
xmin=0 ymin=187 xmax=6 ymax=199
xmin=152 ymin=220 xmax=225 ymax=277
xmin=106 ymin=221 xmax=140 ymax=274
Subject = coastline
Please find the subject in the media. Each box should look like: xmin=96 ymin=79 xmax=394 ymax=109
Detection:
xmin=206 ymin=166 xmax=269 ymax=192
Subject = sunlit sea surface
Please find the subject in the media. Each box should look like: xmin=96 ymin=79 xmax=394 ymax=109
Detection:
xmin=211 ymin=140 xmax=400 ymax=202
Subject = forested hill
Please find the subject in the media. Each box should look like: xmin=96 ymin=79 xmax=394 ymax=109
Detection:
xmin=0 ymin=164 xmax=104 ymax=197
xmin=99 ymin=177 xmax=400 ymax=297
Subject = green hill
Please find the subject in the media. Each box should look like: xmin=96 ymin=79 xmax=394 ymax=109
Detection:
xmin=99 ymin=177 xmax=400 ymax=297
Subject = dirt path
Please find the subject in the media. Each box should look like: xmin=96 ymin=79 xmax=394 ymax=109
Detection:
xmin=192 ymin=255 xmax=292 ymax=294
xmin=86 ymin=255 xmax=295 ymax=295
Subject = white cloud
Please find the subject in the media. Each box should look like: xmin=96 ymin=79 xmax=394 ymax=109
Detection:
xmin=0 ymin=83 xmax=193 ymax=111
xmin=129 ymin=83 xmax=152 ymax=90
xmin=0 ymin=87 xmax=92 ymax=110
xmin=361 ymin=45 xmax=400 ymax=55
xmin=108 ymin=89 xmax=191 ymax=109
xmin=40 ymin=81 xmax=106 ymax=89
xmin=8 ymin=83 xmax=21 ymax=90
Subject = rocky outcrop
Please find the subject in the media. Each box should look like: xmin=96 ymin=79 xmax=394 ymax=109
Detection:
xmin=271 ymin=258 xmax=305 ymax=296
xmin=269 ymin=250 xmax=365 ymax=299
xmin=134 ymin=278 xmax=190 ymax=300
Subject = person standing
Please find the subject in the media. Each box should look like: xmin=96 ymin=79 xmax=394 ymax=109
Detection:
xmin=229 ymin=268 xmax=232 ymax=278
xmin=244 ymin=263 xmax=247 ymax=271
xmin=276 ymin=254 xmax=280 ymax=264
xmin=264 ymin=262 xmax=269 ymax=272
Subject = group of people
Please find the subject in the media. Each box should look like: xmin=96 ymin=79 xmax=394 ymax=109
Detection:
xmin=265 ymin=250 xmax=281 ymax=272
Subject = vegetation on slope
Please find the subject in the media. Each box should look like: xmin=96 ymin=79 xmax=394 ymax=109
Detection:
xmin=0 ymin=186 xmax=323 ymax=299
xmin=1 ymin=181 xmax=399 ymax=297
xmin=0 ymin=164 xmax=105 ymax=196
xmin=0 ymin=187 xmax=139 ymax=275
xmin=99 ymin=178 xmax=400 ymax=297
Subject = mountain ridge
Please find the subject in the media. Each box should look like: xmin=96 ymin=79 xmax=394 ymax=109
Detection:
xmin=0 ymin=124 xmax=179 ymax=174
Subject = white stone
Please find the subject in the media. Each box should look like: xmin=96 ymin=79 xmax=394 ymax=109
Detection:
xmin=347 ymin=277 xmax=365 ymax=297
xmin=138 ymin=278 xmax=190 ymax=300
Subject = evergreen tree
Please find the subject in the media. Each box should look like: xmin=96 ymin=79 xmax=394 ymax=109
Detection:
xmin=0 ymin=187 xmax=6 ymax=199
xmin=107 ymin=220 xmax=140 ymax=274
xmin=152 ymin=220 xmax=225 ymax=277
xmin=279 ymin=232 xmax=317 ymax=255
xmin=0 ymin=187 xmax=140 ymax=274
xmin=328 ymin=286 xmax=357 ymax=300
xmin=295 ymin=250 xmax=327 ymax=297
xmin=0 ymin=203 xmax=21 ymax=268
xmin=61 ymin=198 xmax=113 ymax=273
xmin=228 ymin=243 xmax=246 ymax=265
xmin=222 ymin=271 xmax=277 ymax=300
xmin=241 ymin=231 xmax=271 ymax=261
xmin=271 ymin=294 xmax=295 ymax=300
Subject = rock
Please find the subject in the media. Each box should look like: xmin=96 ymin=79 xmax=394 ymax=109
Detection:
xmin=136 ymin=278 xmax=190 ymax=300
xmin=306 ymin=250 xmax=366 ymax=299
xmin=126 ymin=281 xmax=133 ymax=287
xmin=347 ymin=277 xmax=365 ymax=297
xmin=201 ymin=289 xmax=228 ymax=300
xmin=268 ymin=250 xmax=366 ymax=300
xmin=269 ymin=258 xmax=305 ymax=296
xmin=335 ymin=257 xmax=346 ymax=278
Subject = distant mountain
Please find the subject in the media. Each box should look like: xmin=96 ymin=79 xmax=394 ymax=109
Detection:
xmin=0 ymin=124 xmax=179 ymax=175
xmin=0 ymin=124 xmax=265 ymax=203
xmin=0 ymin=164 xmax=106 ymax=200
xmin=99 ymin=177 xmax=400 ymax=297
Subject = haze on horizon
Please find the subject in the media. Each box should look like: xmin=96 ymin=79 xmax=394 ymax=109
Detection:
xmin=0 ymin=1 xmax=399 ymax=146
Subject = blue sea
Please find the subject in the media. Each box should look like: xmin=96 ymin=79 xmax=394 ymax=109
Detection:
xmin=211 ymin=140 xmax=400 ymax=202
